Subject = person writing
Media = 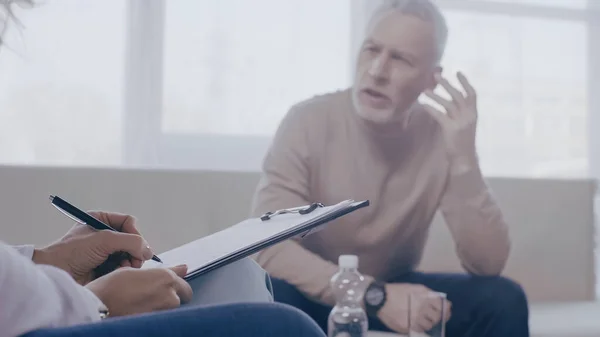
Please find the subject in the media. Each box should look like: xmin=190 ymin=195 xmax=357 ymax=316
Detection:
xmin=0 ymin=1 xmax=324 ymax=336
xmin=251 ymin=0 xmax=529 ymax=336
xmin=3 ymin=211 xmax=323 ymax=337
xmin=3 ymin=211 xmax=190 ymax=333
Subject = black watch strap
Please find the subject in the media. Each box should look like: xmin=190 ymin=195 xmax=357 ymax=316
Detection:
xmin=363 ymin=281 xmax=386 ymax=316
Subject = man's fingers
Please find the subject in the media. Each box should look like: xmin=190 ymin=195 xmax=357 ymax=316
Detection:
xmin=428 ymin=297 xmax=451 ymax=320
xmin=425 ymin=296 xmax=451 ymax=322
xmin=422 ymin=103 xmax=449 ymax=127
xmin=444 ymin=301 xmax=452 ymax=322
xmin=435 ymin=73 xmax=466 ymax=108
xmin=414 ymin=312 xmax=436 ymax=333
xmin=424 ymin=90 xmax=457 ymax=118
xmin=457 ymin=71 xmax=477 ymax=104
xmin=427 ymin=296 xmax=444 ymax=312
xmin=424 ymin=90 xmax=454 ymax=110
xmin=422 ymin=306 xmax=442 ymax=325
xmin=417 ymin=319 xmax=435 ymax=333
xmin=413 ymin=303 xmax=444 ymax=333
xmin=97 ymin=231 xmax=153 ymax=261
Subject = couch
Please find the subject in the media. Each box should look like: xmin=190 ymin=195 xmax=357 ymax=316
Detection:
xmin=0 ymin=165 xmax=597 ymax=336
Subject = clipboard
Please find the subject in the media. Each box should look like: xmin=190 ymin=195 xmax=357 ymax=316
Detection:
xmin=142 ymin=199 xmax=369 ymax=281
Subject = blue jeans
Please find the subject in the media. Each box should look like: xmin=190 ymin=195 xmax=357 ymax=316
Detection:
xmin=23 ymin=303 xmax=325 ymax=337
xmin=273 ymin=272 xmax=530 ymax=337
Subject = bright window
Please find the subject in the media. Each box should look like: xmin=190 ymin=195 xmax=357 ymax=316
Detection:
xmin=162 ymin=0 xmax=351 ymax=137
xmin=0 ymin=0 xmax=596 ymax=178
xmin=441 ymin=10 xmax=588 ymax=177
xmin=0 ymin=0 xmax=125 ymax=166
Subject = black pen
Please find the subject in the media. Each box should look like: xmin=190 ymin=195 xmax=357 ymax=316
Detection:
xmin=49 ymin=195 xmax=162 ymax=263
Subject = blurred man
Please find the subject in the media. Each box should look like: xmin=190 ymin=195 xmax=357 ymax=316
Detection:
xmin=251 ymin=0 xmax=529 ymax=336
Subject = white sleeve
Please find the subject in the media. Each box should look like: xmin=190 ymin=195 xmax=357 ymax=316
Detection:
xmin=0 ymin=241 xmax=104 ymax=337
xmin=11 ymin=244 xmax=35 ymax=259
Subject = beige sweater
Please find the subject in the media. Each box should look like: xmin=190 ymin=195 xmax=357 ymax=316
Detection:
xmin=251 ymin=89 xmax=510 ymax=305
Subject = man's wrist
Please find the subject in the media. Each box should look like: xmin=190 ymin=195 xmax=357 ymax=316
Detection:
xmin=449 ymin=152 xmax=479 ymax=176
xmin=444 ymin=152 xmax=490 ymax=199
xmin=363 ymin=280 xmax=387 ymax=317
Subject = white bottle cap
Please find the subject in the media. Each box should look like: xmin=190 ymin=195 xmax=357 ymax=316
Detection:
xmin=338 ymin=255 xmax=358 ymax=268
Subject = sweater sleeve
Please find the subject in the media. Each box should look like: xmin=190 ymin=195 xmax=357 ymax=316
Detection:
xmin=0 ymin=241 xmax=104 ymax=337
xmin=251 ymin=107 xmax=373 ymax=305
xmin=439 ymin=162 xmax=511 ymax=276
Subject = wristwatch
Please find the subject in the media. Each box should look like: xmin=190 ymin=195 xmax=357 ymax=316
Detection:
xmin=363 ymin=281 xmax=387 ymax=316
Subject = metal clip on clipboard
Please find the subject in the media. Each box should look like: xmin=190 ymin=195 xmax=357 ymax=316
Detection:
xmin=260 ymin=203 xmax=325 ymax=221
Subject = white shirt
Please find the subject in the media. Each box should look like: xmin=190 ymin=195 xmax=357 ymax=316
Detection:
xmin=0 ymin=241 xmax=104 ymax=337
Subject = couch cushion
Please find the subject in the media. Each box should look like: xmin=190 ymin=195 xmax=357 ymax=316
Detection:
xmin=530 ymin=302 xmax=600 ymax=337
xmin=418 ymin=178 xmax=596 ymax=303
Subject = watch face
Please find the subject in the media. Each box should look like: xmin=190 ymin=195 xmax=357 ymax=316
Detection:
xmin=365 ymin=287 xmax=384 ymax=306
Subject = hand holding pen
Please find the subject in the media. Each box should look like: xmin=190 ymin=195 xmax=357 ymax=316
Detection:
xmin=35 ymin=195 xmax=162 ymax=284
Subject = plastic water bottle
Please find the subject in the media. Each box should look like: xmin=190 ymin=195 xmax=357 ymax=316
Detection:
xmin=327 ymin=255 xmax=369 ymax=337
